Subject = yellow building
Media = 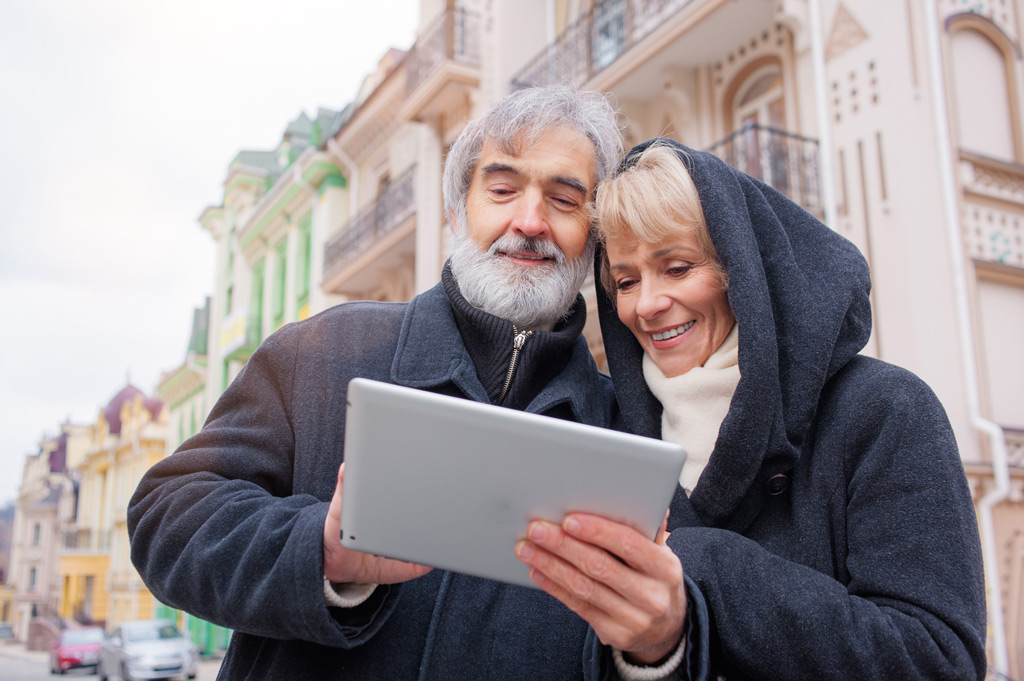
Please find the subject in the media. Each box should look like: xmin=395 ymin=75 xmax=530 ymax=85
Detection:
xmin=60 ymin=385 xmax=166 ymax=629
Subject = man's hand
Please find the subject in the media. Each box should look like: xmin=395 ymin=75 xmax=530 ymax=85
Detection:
xmin=514 ymin=513 xmax=685 ymax=664
xmin=323 ymin=463 xmax=433 ymax=585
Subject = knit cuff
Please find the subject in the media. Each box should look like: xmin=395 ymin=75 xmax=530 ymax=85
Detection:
xmin=611 ymin=636 xmax=686 ymax=681
xmin=323 ymin=578 xmax=377 ymax=608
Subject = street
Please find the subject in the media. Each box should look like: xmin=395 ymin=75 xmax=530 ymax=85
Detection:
xmin=0 ymin=642 xmax=223 ymax=681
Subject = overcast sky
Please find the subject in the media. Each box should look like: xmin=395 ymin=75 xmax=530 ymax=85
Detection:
xmin=0 ymin=0 xmax=420 ymax=506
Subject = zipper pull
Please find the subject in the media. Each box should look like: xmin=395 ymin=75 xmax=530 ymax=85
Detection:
xmin=498 ymin=324 xmax=533 ymax=404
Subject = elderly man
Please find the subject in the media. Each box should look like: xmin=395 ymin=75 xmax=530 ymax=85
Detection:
xmin=128 ymin=86 xmax=696 ymax=680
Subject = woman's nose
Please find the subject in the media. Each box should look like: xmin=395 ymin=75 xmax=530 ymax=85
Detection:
xmin=635 ymin=280 xmax=671 ymax=319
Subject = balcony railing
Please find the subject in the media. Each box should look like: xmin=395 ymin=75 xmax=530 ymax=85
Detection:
xmin=511 ymin=0 xmax=693 ymax=89
xmin=405 ymin=6 xmax=481 ymax=98
xmin=323 ymin=166 xmax=416 ymax=282
xmin=959 ymin=152 xmax=1024 ymax=269
xmin=706 ymin=123 xmax=822 ymax=215
xmin=1007 ymin=428 xmax=1024 ymax=469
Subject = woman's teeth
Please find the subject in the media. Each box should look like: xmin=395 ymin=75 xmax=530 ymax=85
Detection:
xmin=652 ymin=321 xmax=695 ymax=341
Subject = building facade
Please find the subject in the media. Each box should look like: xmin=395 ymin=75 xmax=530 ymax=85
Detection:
xmin=60 ymin=386 xmax=166 ymax=631
xmin=504 ymin=1 xmax=1024 ymax=676
xmin=41 ymin=0 xmax=1010 ymax=675
xmin=9 ymin=425 xmax=86 ymax=642
xmin=313 ymin=1 xmax=1024 ymax=675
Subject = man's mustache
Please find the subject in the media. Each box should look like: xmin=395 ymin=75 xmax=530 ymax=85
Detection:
xmin=487 ymin=235 xmax=567 ymax=264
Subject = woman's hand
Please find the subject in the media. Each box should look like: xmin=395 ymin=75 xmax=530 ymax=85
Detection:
xmin=515 ymin=513 xmax=686 ymax=664
xmin=323 ymin=463 xmax=433 ymax=585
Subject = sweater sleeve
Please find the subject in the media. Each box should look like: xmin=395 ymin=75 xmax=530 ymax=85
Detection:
xmin=584 ymin=575 xmax=711 ymax=681
xmin=127 ymin=324 xmax=400 ymax=647
xmin=667 ymin=370 xmax=986 ymax=680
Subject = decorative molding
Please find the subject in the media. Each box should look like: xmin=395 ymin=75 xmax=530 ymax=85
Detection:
xmin=960 ymin=153 xmax=1024 ymax=204
xmin=826 ymin=3 xmax=869 ymax=62
xmin=1007 ymin=428 xmax=1024 ymax=469
xmin=712 ymin=23 xmax=788 ymax=89
xmin=962 ymin=200 xmax=1024 ymax=269
xmin=829 ymin=60 xmax=880 ymax=124
xmin=940 ymin=0 xmax=1019 ymax=46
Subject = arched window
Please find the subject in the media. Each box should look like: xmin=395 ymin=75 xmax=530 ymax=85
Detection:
xmin=722 ymin=58 xmax=790 ymax=193
xmin=949 ymin=18 xmax=1019 ymax=162
xmin=734 ymin=66 xmax=786 ymax=132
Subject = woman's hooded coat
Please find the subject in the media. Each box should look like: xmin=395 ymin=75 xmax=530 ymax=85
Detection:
xmin=596 ymin=139 xmax=986 ymax=680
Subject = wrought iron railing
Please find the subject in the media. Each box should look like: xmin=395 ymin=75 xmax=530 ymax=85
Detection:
xmin=706 ymin=123 xmax=822 ymax=215
xmin=323 ymin=166 xmax=416 ymax=282
xmin=511 ymin=0 xmax=692 ymax=89
xmin=405 ymin=7 xmax=481 ymax=98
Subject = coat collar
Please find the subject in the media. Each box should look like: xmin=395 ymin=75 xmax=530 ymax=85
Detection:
xmin=390 ymin=281 xmax=609 ymax=426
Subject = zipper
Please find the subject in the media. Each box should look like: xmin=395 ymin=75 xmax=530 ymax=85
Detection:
xmin=498 ymin=325 xmax=533 ymax=404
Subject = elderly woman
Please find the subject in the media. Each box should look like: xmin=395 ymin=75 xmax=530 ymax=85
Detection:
xmin=515 ymin=139 xmax=987 ymax=680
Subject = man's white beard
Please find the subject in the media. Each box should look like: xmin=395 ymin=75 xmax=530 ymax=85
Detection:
xmin=449 ymin=229 xmax=594 ymax=329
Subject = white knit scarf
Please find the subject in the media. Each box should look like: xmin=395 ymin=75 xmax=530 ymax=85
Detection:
xmin=642 ymin=324 xmax=740 ymax=494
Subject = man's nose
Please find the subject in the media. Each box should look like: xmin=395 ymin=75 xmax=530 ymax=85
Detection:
xmin=510 ymin=190 xmax=549 ymax=239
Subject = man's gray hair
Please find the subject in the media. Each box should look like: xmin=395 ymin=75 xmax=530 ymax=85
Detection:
xmin=442 ymin=85 xmax=623 ymax=231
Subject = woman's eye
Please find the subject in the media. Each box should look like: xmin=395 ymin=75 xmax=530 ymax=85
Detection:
xmin=667 ymin=265 xmax=692 ymax=277
xmin=614 ymin=279 xmax=637 ymax=292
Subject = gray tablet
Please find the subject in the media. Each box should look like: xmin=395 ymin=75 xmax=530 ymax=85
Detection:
xmin=340 ymin=377 xmax=686 ymax=589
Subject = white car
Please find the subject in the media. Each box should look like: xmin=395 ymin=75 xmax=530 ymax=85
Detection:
xmin=98 ymin=619 xmax=199 ymax=681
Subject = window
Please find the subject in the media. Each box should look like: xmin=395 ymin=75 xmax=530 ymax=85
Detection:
xmin=977 ymin=270 xmax=1024 ymax=428
xmin=224 ymin=285 xmax=233 ymax=318
xmin=250 ymin=259 xmax=265 ymax=344
xmin=592 ymin=0 xmax=626 ymax=71
xmin=724 ymin=59 xmax=790 ymax=194
xmin=296 ymin=217 xmax=312 ymax=310
xmin=950 ymin=22 xmax=1016 ymax=161
xmin=32 ymin=523 xmax=40 ymax=546
xmin=273 ymin=241 xmax=287 ymax=329
xmin=29 ymin=567 xmax=37 ymax=591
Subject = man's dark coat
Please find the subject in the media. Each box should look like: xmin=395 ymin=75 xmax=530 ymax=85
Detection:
xmin=127 ymin=282 xmax=648 ymax=680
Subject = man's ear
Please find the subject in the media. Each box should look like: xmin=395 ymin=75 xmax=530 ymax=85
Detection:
xmin=448 ymin=209 xmax=458 ymax=235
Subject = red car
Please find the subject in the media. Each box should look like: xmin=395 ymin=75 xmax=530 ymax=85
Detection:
xmin=50 ymin=626 xmax=105 ymax=674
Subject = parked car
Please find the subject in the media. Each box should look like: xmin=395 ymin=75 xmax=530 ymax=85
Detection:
xmin=50 ymin=626 xmax=105 ymax=674
xmin=98 ymin=619 xmax=198 ymax=681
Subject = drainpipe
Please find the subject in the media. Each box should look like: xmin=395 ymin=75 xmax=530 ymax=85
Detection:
xmin=922 ymin=0 xmax=1010 ymax=675
xmin=807 ymin=0 xmax=838 ymax=228
xmin=326 ymin=138 xmax=359 ymax=220
xmin=546 ymin=0 xmax=555 ymax=44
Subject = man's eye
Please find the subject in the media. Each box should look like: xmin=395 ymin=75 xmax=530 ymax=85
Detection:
xmin=552 ymin=196 xmax=578 ymax=209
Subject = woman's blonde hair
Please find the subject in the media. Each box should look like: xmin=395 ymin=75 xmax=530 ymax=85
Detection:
xmin=595 ymin=143 xmax=726 ymax=299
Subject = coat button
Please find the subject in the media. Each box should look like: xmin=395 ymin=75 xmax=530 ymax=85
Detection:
xmin=764 ymin=473 xmax=789 ymax=496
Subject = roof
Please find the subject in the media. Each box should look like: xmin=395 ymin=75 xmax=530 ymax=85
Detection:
xmin=283 ymin=111 xmax=313 ymax=140
xmin=230 ymin=150 xmax=281 ymax=175
xmin=49 ymin=432 xmax=67 ymax=474
xmin=104 ymin=384 xmax=144 ymax=434
xmin=103 ymin=384 xmax=165 ymax=434
xmin=143 ymin=396 xmax=164 ymax=421
xmin=320 ymin=102 xmax=357 ymax=143
xmin=186 ymin=297 xmax=210 ymax=356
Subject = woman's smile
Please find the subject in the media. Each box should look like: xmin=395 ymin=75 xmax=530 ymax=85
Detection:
xmin=606 ymin=232 xmax=734 ymax=377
